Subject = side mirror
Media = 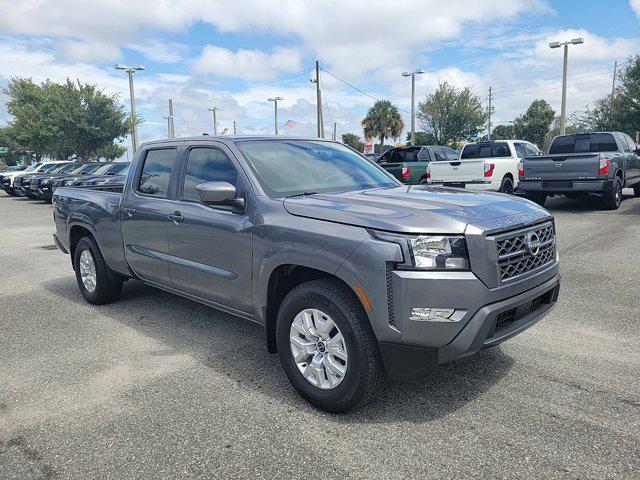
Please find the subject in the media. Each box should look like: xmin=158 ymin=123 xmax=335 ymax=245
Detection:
xmin=195 ymin=181 xmax=245 ymax=209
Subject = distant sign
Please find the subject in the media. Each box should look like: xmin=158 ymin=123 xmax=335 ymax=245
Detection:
xmin=364 ymin=137 xmax=374 ymax=154
xmin=0 ymin=147 xmax=8 ymax=154
xmin=468 ymin=133 xmax=478 ymax=140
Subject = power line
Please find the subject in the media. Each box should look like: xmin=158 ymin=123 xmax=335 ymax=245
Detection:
xmin=319 ymin=65 xmax=411 ymax=114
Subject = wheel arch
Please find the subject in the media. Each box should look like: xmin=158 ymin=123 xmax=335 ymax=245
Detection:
xmin=263 ymin=264 xmax=366 ymax=354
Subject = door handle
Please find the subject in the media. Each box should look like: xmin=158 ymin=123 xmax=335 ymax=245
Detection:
xmin=122 ymin=205 xmax=136 ymax=216
xmin=167 ymin=211 xmax=184 ymax=224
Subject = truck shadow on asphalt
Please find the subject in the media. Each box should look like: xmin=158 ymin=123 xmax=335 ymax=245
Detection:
xmin=42 ymin=277 xmax=514 ymax=423
xmin=542 ymin=191 xmax=638 ymax=213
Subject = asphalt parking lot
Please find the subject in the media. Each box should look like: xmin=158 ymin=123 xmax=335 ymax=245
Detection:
xmin=1 ymin=192 xmax=639 ymax=479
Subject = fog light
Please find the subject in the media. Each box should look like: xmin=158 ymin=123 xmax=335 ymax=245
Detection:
xmin=410 ymin=308 xmax=457 ymax=322
xmin=444 ymin=257 xmax=467 ymax=269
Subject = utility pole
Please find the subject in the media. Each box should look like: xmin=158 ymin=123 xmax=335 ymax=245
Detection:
xmin=549 ymin=37 xmax=583 ymax=135
xmin=208 ymin=107 xmax=218 ymax=135
xmin=402 ymin=69 xmax=424 ymax=146
xmin=114 ymin=64 xmax=145 ymax=152
xmin=487 ymin=86 xmax=493 ymax=140
xmin=268 ymin=97 xmax=283 ymax=135
xmin=233 ymin=121 xmax=237 ymax=135
xmin=311 ymin=61 xmax=324 ymax=138
xmin=168 ymin=98 xmax=175 ymax=138
xmin=611 ymin=61 xmax=618 ymax=96
xmin=332 ymin=122 xmax=337 ymax=141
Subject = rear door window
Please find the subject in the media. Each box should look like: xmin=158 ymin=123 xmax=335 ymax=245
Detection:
xmin=138 ymin=148 xmax=177 ymax=198
xmin=399 ymin=148 xmax=420 ymax=162
xmin=549 ymin=133 xmax=619 ymax=154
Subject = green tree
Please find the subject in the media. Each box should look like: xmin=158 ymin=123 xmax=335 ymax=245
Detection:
xmin=417 ymin=82 xmax=488 ymax=145
xmin=491 ymin=124 xmax=515 ymax=140
xmin=341 ymin=132 xmax=364 ymax=152
xmin=361 ymin=100 xmax=404 ymax=151
xmin=512 ymin=99 xmax=555 ymax=148
xmin=405 ymin=131 xmax=436 ymax=145
xmin=3 ymin=78 xmax=131 ymax=161
xmin=582 ymin=55 xmax=640 ymax=136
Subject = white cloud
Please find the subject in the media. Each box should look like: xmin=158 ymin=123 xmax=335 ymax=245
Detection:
xmin=533 ymin=29 xmax=640 ymax=62
xmin=53 ymin=39 xmax=121 ymax=63
xmin=191 ymin=45 xmax=303 ymax=80
xmin=631 ymin=0 xmax=640 ymax=18
xmin=127 ymin=40 xmax=190 ymax=64
xmin=0 ymin=0 xmax=550 ymax=76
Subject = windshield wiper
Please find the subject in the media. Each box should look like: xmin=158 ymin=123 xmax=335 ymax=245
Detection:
xmin=285 ymin=191 xmax=318 ymax=199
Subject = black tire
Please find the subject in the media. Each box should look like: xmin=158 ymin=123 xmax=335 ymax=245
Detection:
xmin=6 ymin=189 xmax=17 ymax=197
xmin=602 ymin=176 xmax=623 ymax=210
xmin=276 ymin=279 xmax=386 ymax=413
xmin=498 ymin=176 xmax=514 ymax=194
xmin=633 ymin=183 xmax=640 ymax=197
xmin=525 ymin=191 xmax=547 ymax=207
xmin=419 ymin=177 xmax=429 ymax=185
xmin=73 ymin=236 xmax=122 ymax=305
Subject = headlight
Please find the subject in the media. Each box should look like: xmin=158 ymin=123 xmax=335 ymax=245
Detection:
xmin=369 ymin=231 xmax=469 ymax=271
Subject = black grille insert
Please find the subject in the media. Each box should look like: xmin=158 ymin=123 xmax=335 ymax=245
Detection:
xmin=495 ymin=222 xmax=555 ymax=282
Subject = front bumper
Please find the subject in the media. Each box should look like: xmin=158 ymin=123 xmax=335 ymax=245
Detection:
xmin=379 ymin=274 xmax=560 ymax=380
xmin=519 ymin=179 xmax=612 ymax=193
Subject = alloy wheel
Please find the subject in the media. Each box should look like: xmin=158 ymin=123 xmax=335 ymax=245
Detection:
xmin=289 ymin=308 xmax=348 ymax=389
xmin=79 ymin=249 xmax=97 ymax=293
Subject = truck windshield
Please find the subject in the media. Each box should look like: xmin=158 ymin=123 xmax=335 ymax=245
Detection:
xmin=236 ymin=140 xmax=398 ymax=197
xmin=461 ymin=142 xmax=511 ymax=159
xmin=549 ymin=133 xmax=618 ymax=154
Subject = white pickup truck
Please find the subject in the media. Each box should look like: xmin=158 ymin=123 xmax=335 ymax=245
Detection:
xmin=427 ymin=140 xmax=541 ymax=194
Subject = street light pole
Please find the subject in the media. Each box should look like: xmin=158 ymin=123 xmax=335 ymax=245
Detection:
xmin=268 ymin=97 xmax=283 ymax=135
xmin=115 ymin=64 xmax=145 ymax=152
xmin=402 ymin=69 xmax=424 ymax=146
xmin=549 ymin=38 xmax=583 ymax=135
xmin=208 ymin=107 xmax=218 ymax=135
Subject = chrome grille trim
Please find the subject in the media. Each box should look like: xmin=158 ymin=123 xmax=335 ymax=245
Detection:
xmin=494 ymin=221 xmax=555 ymax=283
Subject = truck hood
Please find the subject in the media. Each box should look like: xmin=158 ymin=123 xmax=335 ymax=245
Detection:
xmin=283 ymin=185 xmax=547 ymax=234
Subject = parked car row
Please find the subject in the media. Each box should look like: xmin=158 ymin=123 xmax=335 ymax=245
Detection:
xmin=0 ymin=161 xmax=129 ymax=202
xmin=376 ymin=131 xmax=640 ymax=210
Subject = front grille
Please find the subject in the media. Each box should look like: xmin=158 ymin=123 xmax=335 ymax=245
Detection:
xmin=495 ymin=221 xmax=555 ymax=282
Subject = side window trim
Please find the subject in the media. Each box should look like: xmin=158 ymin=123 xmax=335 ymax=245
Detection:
xmin=134 ymin=146 xmax=178 ymax=199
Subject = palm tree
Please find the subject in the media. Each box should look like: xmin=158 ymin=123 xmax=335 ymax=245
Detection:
xmin=361 ymin=100 xmax=404 ymax=152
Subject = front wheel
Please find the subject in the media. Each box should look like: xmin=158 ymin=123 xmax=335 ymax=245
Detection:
xmin=602 ymin=177 xmax=622 ymax=210
xmin=73 ymin=236 xmax=123 ymax=305
xmin=276 ymin=279 xmax=386 ymax=413
xmin=525 ymin=191 xmax=547 ymax=207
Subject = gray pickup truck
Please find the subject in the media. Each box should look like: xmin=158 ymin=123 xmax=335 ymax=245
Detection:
xmin=53 ymin=136 xmax=560 ymax=412
xmin=519 ymin=132 xmax=640 ymax=209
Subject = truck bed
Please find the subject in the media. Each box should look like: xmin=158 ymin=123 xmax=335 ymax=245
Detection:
xmin=52 ymin=187 xmax=129 ymax=275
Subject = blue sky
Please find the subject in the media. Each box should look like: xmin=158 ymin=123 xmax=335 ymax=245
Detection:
xmin=0 ymin=0 xmax=639 ymax=155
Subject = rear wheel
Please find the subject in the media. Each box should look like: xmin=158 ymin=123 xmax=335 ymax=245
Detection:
xmin=498 ymin=176 xmax=514 ymax=194
xmin=602 ymin=176 xmax=623 ymax=210
xmin=633 ymin=183 xmax=640 ymax=197
xmin=73 ymin=236 xmax=123 ymax=305
xmin=525 ymin=191 xmax=547 ymax=207
xmin=276 ymin=279 xmax=386 ymax=413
